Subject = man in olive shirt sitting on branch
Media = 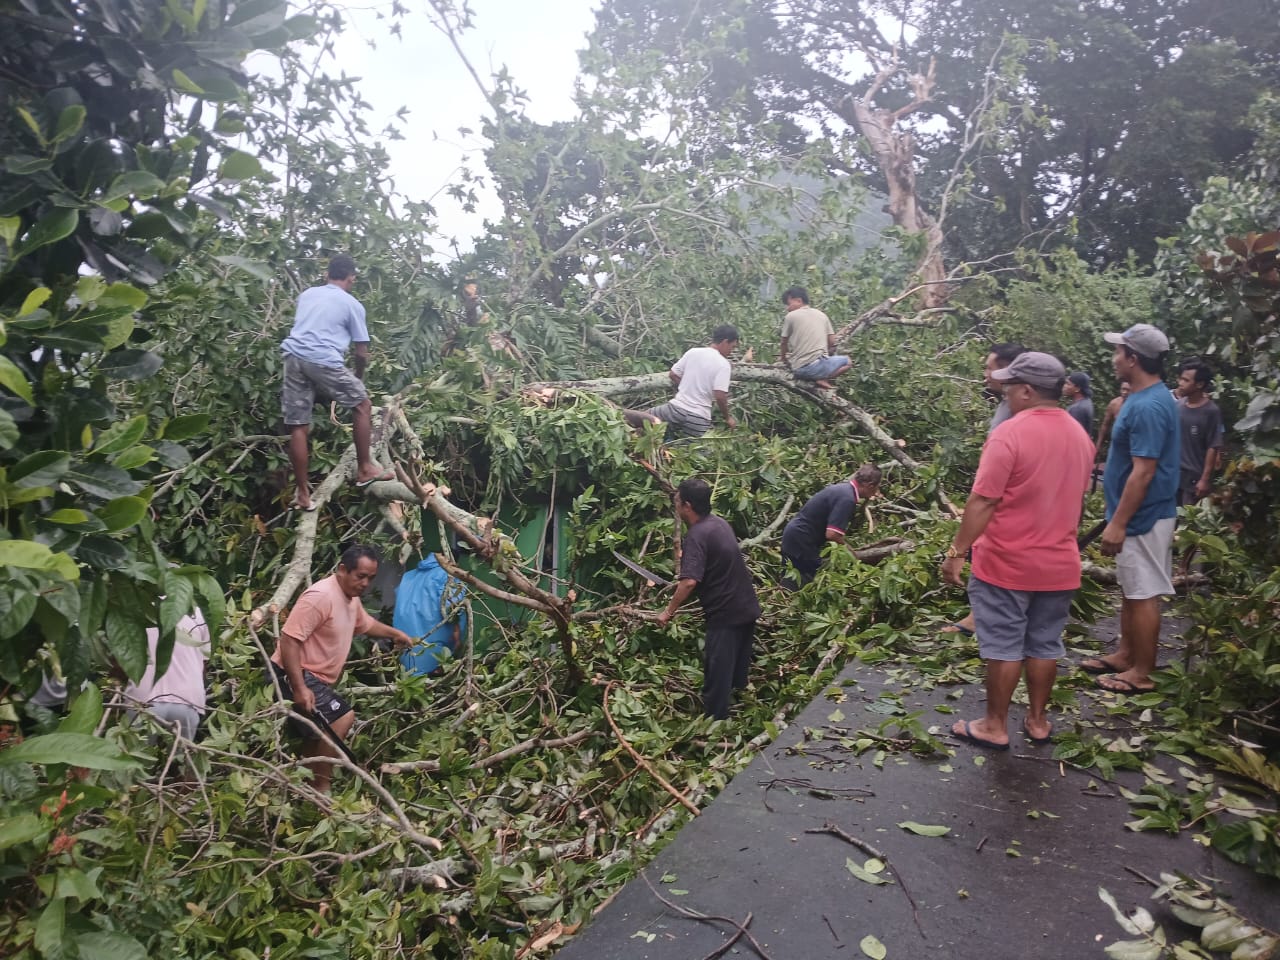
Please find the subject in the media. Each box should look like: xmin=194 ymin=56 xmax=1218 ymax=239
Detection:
xmin=657 ymin=479 xmax=762 ymax=720
xmin=779 ymin=286 xmax=851 ymax=389
xmin=270 ymin=544 xmax=412 ymax=792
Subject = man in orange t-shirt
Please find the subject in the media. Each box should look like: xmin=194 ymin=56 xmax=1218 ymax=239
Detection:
xmin=940 ymin=352 xmax=1094 ymax=750
xmin=270 ymin=544 xmax=411 ymax=792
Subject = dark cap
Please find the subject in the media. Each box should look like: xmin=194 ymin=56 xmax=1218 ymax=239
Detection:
xmin=1067 ymin=371 xmax=1092 ymax=396
xmin=1103 ymin=323 xmax=1169 ymax=359
xmin=990 ymin=351 xmax=1067 ymax=391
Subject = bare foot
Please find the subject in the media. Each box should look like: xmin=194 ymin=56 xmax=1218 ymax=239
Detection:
xmin=355 ymin=465 xmax=396 ymax=487
xmin=1022 ymin=715 xmax=1052 ymax=742
xmin=1095 ymin=671 xmax=1155 ymax=694
xmin=291 ymin=489 xmax=313 ymax=511
xmin=814 ymin=379 xmax=835 ymax=390
xmin=1080 ymin=655 xmax=1129 ymax=674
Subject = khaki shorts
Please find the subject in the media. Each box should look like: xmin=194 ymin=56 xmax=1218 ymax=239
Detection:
xmin=1115 ymin=516 xmax=1175 ymax=600
xmin=281 ymin=353 xmax=367 ymax=426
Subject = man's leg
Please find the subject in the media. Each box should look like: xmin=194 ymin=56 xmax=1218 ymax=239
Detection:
xmin=1098 ymin=519 xmax=1173 ymax=692
xmin=731 ymin=622 xmax=755 ymax=692
xmin=288 ymin=425 xmax=312 ymax=509
xmin=1099 ymin=597 xmax=1159 ymax=690
xmin=953 ymin=576 xmax=1029 ymax=747
xmin=1023 ymin=658 xmax=1057 ymax=740
xmin=701 ymin=625 xmax=735 ymax=720
xmin=301 ymin=709 xmax=355 ymax=794
xmin=1020 ymin=588 xmax=1071 ymax=740
xmin=623 ymin=408 xmax=661 ymax=430
xmin=351 ymin=397 xmax=378 ymax=481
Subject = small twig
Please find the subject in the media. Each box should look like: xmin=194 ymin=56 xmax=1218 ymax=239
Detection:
xmin=975 ymin=835 xmax=988 ymax=853
xmin=641 ymin=871 xmax=772 ymax=960
xmin=806 ymin=822 xmax=926 ymax=940
xmin=1123 ymin=865 xmax=1161 ymax=888
xmin=600 ymin=680 xmax=700 ymax=817
xmin=822 ymin=915 xmax=841 ymax=944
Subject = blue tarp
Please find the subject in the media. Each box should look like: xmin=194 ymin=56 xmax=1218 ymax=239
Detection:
xmin=394 ymin=555 xmax=467 ymax=676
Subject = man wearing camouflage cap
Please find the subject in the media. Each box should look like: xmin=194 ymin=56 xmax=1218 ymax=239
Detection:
xmin=1082 ymin=324 xmax=1180 ymax=694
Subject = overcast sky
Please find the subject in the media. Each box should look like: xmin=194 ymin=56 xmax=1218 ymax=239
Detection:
xmin=327 ymin=0 xmax=602 ymax=250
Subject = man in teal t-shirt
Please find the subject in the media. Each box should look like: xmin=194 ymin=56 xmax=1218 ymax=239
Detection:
xmin=1084 ymin=324 xmax=1180 ymax=694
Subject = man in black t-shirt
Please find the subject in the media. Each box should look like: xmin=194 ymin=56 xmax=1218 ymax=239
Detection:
xmin=658 ymin=478 xmax=762 ymax=719
xmin=1174 ymin=360 xmax=1224 ymax=506
xmin=781 ymin=464 xmax=883 ymax=586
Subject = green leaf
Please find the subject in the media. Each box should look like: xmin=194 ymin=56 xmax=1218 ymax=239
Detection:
xmin=0 ymin=540 xmax=68 ymax=573
xmin=97 ymin=284 xmax=147 ymax=309
xmin=1202 ymin=918 xmax=1262 ymax=951
xmin=897 ymin=821 xmax=950 ymax=837
xmin=45 ymin=509 xmax=92 ymax=525
xmin=20 ymin=286 xmax=52 ymax=316
xmin=0 ymin=215 xmax=20 ymax=248
xmin=161 ymin=413 xmax=210 ymax=442
xmin=53 ymin=105 xmax=87 ymax=143
xmin=99 ymin=314 xmax=135 ymax=351
xmin=860 ymin=934 xmax=887 ymax=959
xmin=67 ymin=462 xmax=143 ymax=499
xmin=845 ymin=857 xmax=891 ymax=885
xmin=111 ymin=445 xmax=154 ymax=471
xmin=171 ymin=68 xmax=206 ymax=95
xmin=39 ymin=579 xmax=81 ymax=628
xmin=13 ymin=207 xmax=79 ymax=259
xmin=0 ymin=733 xmax=137 ymax=770
xmin=0 ymin=409 xmax=18 ymax=450
xmin=0 ymin=588 xmax=38 ymax=638
xmin=76 ymin=535 xmax=129 ymax=570
xmin=92 ymin=416 xmax=147 ymax=456
xmin=74 ymin=931 xmax=148 ymax=960
xmin=101 ymin=171 xmax=166 ymax=204
xmin=213 ymin=254 xmax=273 ymax=280
xmin=0 ymin=355 xmax=34 ymax=404
xmin=218 ymin=150 xmax=265 ymax=181
xmin=33 ymin=897 xmax=65 ymax=958
xmin=104 ymin=608 xmax=148 ymax=681
xmin=1103 ymin=940 xmax=1163 ymax=960
xmin=52 ymin=867 xmax=102 ymax=903
xmin=94 ymin=496 xmax=147 ymax=533
xmin=9 ymin=450 xmax=70 ymax=487
xmin=0 ymin=814 xmax=44 ymax=850
xmin=161 ymin=573 xmax=196 ymax=637
xmin=95 ymin=349 xmax=162 ymax=381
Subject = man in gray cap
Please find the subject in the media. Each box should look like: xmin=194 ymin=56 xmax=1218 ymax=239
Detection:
xmin=1082 ymin=324 xmax=1180 ymax=693
xmin=1063 ymin=371 xmax=1093 ymax=436
xmin=940 ymin=352 xmax=1094 ymax=749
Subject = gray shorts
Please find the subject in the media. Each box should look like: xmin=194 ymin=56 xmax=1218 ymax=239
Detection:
xmin=1115 ymin=516 xmax=1175 ymax=600
xmin=648 ymin=401 xmax=712 ymax=439
xmin=130 ymin=702 xmax=201 ymax=740
xmin=281 ymin=353 xmax=368 ymax=426
xmin=968 ymin=575 xmax=1074 ymax=661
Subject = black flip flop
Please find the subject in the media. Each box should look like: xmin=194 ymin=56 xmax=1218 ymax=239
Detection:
xmin=952 ymin=720 xmax=1010 ymax=751
xmin=1021 ymin=719 xmax=1053 ymax=745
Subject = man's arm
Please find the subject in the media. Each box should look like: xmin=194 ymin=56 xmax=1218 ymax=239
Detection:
xmin=779 ymin=336 xmax=789 ymax=367
xmin=940 ymin=494 xmax=1001 ymax=585
xmin=278 ymin=633 xmax=315 ymax=714
xmin=713 ymin=389 xmax=736 ymax=429
xmin=352 ymin=341 xmax=369 ymax=380
xmin=1100 ymin=457 xmax=1157 ymax=556
xmin=669 ymin=370 xmax=682 ymax=387
xmin=826 ymin=333 xmax=836 ymax=356
xmin=657 ymin=578 xmax=698 ymax=627
xmin=364 ymin=620 xmax=413 ymax=650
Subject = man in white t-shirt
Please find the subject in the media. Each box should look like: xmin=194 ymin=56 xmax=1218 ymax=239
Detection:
xmin=779 ymin=286 xmax=851 ymax=389
xmin=625 ymin=325 xmax=739 ymax=439
xmin=124 ymin=610 xmax=211 ymax=740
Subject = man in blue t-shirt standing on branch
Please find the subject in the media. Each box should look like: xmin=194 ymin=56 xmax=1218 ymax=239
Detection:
xmin=280 ymin=255 xmax=394 ymax=510
xmin=1082 ymin=324 xmax=1180 ymax=694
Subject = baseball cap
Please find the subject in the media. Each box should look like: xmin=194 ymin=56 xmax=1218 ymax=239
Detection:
xmin=1067 ymin=371 xmax=1091 ymax=395
xmin=990 ymin=351 xmax=1067 ymax=391
xmin=1103 ymin=323 xmax=1169 ymax=358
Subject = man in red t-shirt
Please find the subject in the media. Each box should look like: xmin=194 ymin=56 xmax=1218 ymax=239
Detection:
xmin=940 ymin=353 xmax=1095 ymax=749
xmin=270 ymin=544 xmax=411 ymax=792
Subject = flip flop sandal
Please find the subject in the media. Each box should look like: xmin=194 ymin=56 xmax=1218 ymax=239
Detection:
xmin=951 ymin=720 xmax=1010 ymax=751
